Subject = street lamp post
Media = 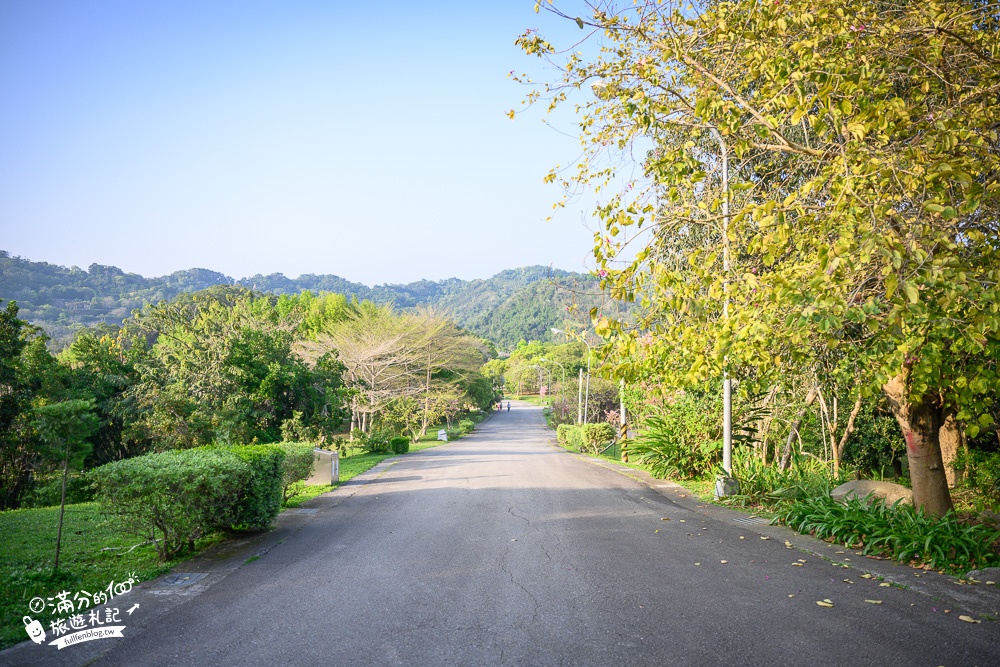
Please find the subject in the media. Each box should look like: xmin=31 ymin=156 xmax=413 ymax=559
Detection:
xmin=552 ymin=328 xmax=592 ymax=424
xmin=710 ymin=127 xmax=737 ymax=495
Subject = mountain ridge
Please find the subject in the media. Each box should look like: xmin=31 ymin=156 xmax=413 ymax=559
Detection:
xmin=0 ymin=250 xmax=603 ymax=350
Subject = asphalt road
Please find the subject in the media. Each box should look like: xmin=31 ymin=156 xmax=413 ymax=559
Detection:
xmin=6 ymin=401 xmax=999 ymax=666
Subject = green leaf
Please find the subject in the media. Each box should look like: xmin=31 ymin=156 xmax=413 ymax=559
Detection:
xmin=903 ymin=282 xmax=919 ymax=304
xmin=575 ymin=17 xmax=584 ymax=29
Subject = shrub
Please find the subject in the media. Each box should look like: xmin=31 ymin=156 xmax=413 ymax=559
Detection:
xmin=458 ymin=419 xmax=475 ymax=434
xmin=957 ymin=449 xmax=1000 ymax=511
xmin=446 ymin=428 xmax=462 ymax=441
xmin=222 ymin=445 xmax=286 ymax=532
xmin=360 ymin=429 xmax=393 ymax=454
xmin=581 ymin=423 xmax=616 ymax=454
xmin=89 ymin=449 xmax=248 ymax=560
xmin=276 ymin=442 xmax=317 ymax=502
xmin=630 ymin=397 xmax=723 ymax=479
xmin=565 ymin=425 xmax=585 ymax=450
xmin=557 ymin=424 xmax=574 ymax=445
xmin=389 ymin=436 xmax=410 ymax=455
xmin=777 ymin=494 xmax=1000 ymax=574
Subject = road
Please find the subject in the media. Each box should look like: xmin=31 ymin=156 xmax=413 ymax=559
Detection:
xmin=6 ymin=400 xmax=999 ymax=666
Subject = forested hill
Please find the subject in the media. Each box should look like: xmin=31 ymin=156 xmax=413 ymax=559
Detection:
xmin=0 ymin=251 xmax=604 ymax=350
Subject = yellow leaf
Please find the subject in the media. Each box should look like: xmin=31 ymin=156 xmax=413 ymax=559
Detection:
xmin=864 ymin=600 xmax=883 ymax=604
xmin=816 ymin=601 xmax=834 ymax=607
xmin=879 ymin=582 xmax=891 ymax=587
xmin=959 ymin=615 xmax=981 ymax=624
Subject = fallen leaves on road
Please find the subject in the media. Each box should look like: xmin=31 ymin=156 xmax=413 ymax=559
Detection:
xmin=661 ymin=517 xmax=670 ymax=521
xmin=959 ymin=615 xmax=981 ymax=624
xmin=860 ymin=574 xmax=874 ymax=579
xmin=879 ymin=582 xmax=891 ymax=587
xmin=844 ymin=579 xmax=854 ymax=584
xmin=760 ymin=536 xmax=770 ymax=540
xmin=720 ymin=560 xmax=728 ymax=564
xmin=864 ymin=600 xmax=882 ymax=605
xmin=816 ymin=600 xmax=834 ymax=607
xmin=792 ymin=563 xmax=804 ymax=567
xmin=785 ymin=541 xmax=793 ymax=548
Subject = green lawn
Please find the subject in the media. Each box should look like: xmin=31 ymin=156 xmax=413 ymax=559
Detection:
xmin=0 ymin=502 xmax=217 ymax=651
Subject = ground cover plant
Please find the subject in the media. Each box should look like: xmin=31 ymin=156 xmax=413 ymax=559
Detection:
xmin=777 ymin=495 xmax=1000 ymax=575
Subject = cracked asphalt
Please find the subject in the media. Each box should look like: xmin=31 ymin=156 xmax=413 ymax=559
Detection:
xmin=6 ymin=400 xmax=999 ymax=666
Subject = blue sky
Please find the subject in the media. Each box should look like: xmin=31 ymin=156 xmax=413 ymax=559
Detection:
xmin=0 ymin=1 xmax=602 ymax=285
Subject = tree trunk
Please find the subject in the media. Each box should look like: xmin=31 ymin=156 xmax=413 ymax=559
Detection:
xmin=883 ymin=373 xmax=953 ymax=516
xmin=779 ymin=385 xmax=819 ymax=471
xmin=835 ymin=393 xmax=863 ymax=463
xmin=938 ymin=414 xmax=965 ymax=488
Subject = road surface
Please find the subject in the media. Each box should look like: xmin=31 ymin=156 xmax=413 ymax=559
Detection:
xmin=5 ymin=400 xmax=999 ymax=666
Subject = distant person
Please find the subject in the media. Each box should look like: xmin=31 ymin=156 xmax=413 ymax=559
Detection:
xmin=506 ymin=401 xmax=511 ymax=412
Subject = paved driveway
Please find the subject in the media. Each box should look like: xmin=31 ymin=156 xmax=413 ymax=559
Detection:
xmin=5 ymin=400 xmax=998 ymax=666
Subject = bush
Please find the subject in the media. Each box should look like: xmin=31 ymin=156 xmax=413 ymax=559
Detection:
xmin=630 ymin=396 xmax=722 ymax=479
xmin=389 ymin=436 xmax=410 ymax=455
xmin=89 ymin=449 xmax=248 ymax=560
xmin=359 ymin=429 xmax=393 ymax=454
xmin=458 ymin=419 xmax=475 ymax=434
xmin=581 ymin=423 xmax=616 ymax=454
xmin=957 ymin=449 xmax=1000 ymax=511
xmin=777 ymin=494 xmax=1000 ymax=574
xmin=222 ymin=445 xmax=286 ymax=532
xmin=276 ymin=442 xmax=316 ymax=502
xmin=557 ymin=424 xmax=574 ymax=445
xmin=446 ymin=428 xmax=462 ymax=441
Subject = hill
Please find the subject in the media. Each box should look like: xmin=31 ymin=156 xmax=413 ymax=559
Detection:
xmin=0 ymin=251 xmax=607 ymax=350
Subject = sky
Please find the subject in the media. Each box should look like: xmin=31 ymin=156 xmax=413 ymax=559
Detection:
xmin=0 ymin=1 xmax=607 ymax=286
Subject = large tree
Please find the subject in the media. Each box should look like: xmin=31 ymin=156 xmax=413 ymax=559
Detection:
xmin=518 ymin=0 xmax=1000 ymax=514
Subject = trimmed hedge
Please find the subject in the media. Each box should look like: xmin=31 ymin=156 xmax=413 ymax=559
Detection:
xmin=222 ymin=445 xmax=286 ymax=532
xmin=276 ymin=442 xmax=317 ymax=501
xmin=89 ymin=448 xmax=249 ymax=560
xmin=458 ymin=419 xmax=475 ymax=434
xmin=556 ymin=424 xmax=575 ymax=446
xmin=582 ymin=423 xmax=616 ymax=454
xmin=389 ymin=436 xmax=410 ymax=455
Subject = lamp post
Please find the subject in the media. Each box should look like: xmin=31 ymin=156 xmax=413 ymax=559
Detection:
xmin=710 ymin=127 xmax=736 ymax=493
xmin=552 ymin=328 xmax=592 ymax=424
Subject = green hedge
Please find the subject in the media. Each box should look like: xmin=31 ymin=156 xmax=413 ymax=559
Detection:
xmin=556 ymin=424 xmax=576 ymax=446
xmin=222 ymin=445 xmax=286 ymax=532
xmin=276 ymin=442 xmax=317 ymax=501
xmin=582 ymin=423 xmax=616 ymax=454
xmin=458 ymin=419 xmax=475 ymax=434
xmin=89 ymin=449 xmax=249 ymax=560
xmin=389 ymin=436 xmax=410 ymax=455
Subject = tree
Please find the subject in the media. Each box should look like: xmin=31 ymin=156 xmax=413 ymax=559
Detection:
xmin=34 ymin=399 xmax=98 ymax=570
xmin=518 ymin=0 xmax=1000 ymax=515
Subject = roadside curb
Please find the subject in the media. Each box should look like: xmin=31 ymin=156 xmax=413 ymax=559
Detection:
xmin=569 ymin=445 xmax=1000 ymax=620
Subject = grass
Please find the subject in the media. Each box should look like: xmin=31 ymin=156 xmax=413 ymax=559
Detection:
xmin=0 ymin=415 xmax=481 ymax=650
xmin=0 ymin=502 xmax=223 ymax=651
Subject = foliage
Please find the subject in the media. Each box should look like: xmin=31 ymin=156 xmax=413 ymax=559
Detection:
xmin=581 ymin=422 xmax=616 ymax=454
xmin=520 ymin=0 xmax=1000 ymax=515
xmin=556 ymin=423 xmax=575 ymax=446
xmin=777 ymin=495 xmax=1000 ymax=574
xmin=221 ymin=445 xmax=286 ymax=532
xmin=275 ymin=442 xmax=316 ymax=503
xmin=389 ymin=436 xmax=410 ymax=455
xmin=721 ymin=448 xmax=839 ymax=512
xmin=629 ymin=394 xmax=722 ymax=479
xmin=458 ymin=419 xmax=475 ymax=434
xmin=956 ymin=449 xmax=1000 ymax=512
xmin=89 ymin=448 xmax=248 ymax=560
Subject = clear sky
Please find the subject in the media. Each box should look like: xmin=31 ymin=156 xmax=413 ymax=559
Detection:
xmin=0 ymin=1 xmax=602 ymax=285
